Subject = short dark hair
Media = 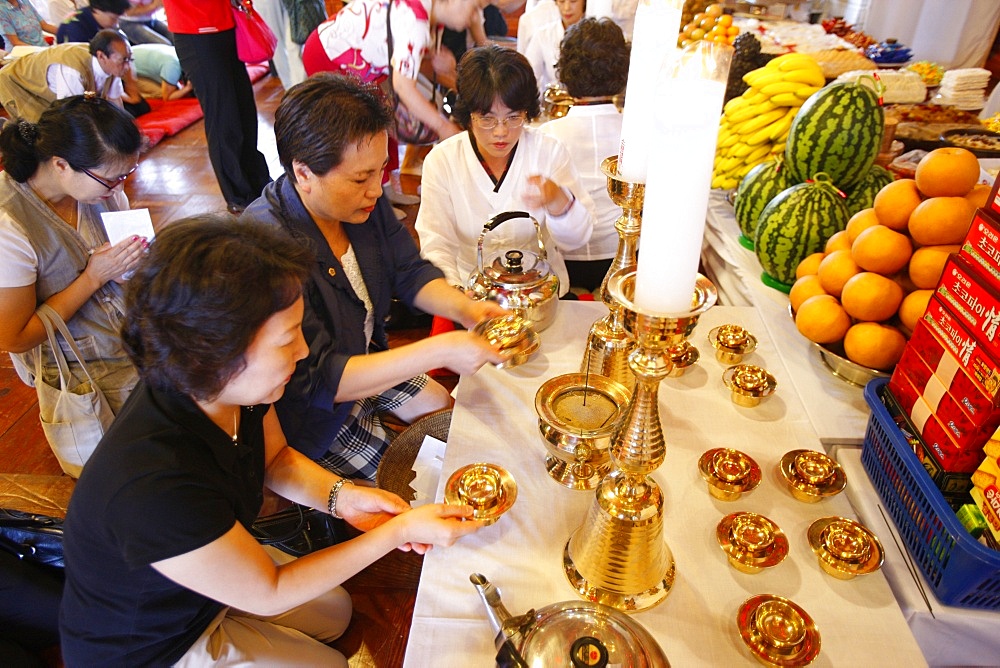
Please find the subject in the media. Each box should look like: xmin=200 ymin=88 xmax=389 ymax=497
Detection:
xmin=274 ymin=73 xmax=393 ymax=179
xmin=556 ymin=18 xmax=629 ymax=98
xmin=0 ymin=94 xmax=141 ymax=182
xmin=122 ymin=215 xmax=314 ymax=401
xmin=90 ymin=28 xmax=128 ymax=57
xmin=453 ymin=45 xmax=540 ymax=129
xmin=89 ymin=0 xmax=131 ymax=15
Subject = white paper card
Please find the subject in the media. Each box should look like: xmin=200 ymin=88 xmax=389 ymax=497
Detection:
xmin=409 ymin=435 xmax=446 ymax=508
xmin=101 ymin=209 xmax=154 ymax=246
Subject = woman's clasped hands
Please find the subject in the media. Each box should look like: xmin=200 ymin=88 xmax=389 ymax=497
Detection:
xmin=86 ymin=234 xmax=148 ymax=284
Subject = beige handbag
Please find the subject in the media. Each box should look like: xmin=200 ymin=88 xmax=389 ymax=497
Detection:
xmin=33 ymin=304 xmax=115 ymax=478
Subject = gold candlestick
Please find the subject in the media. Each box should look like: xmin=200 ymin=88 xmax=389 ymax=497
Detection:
xmin=580 ymin=156 xmax=643 ymax=390
xmin=564 ymin=269 xmax=717 ymax=612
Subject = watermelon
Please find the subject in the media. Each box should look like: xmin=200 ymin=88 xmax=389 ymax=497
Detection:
xmin=843 ymin=164 xmax=894 ymax=215
xmin=733 ymin=157 xmax=793 ymax=249
xmin=755 ymin=173 xmax=850 ymax=288
xmin=783 ymin=79 xmax=884 ymax=190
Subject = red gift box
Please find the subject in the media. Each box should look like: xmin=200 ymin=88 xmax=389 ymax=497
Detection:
xmin=936 ymin=254 xmax=1000 ymax=362
xmin=961 ymin=209 xmax=1000 ymax=283
xmin=913 ymin=296 xmax=1000 ymax=400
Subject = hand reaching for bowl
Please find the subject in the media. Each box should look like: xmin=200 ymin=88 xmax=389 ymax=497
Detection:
xmin=522 ymin=175 xmax=574 ymax=217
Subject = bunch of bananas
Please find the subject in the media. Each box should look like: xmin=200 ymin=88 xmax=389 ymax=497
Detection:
xmin=712 ymin=53 xmax=825 ymax=190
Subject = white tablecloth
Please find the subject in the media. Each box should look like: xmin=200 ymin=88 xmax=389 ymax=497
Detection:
xmin=702 ymin=191 xmax=871 ymax=444
xmin=404 ymin=302 xmax=925 ymax=667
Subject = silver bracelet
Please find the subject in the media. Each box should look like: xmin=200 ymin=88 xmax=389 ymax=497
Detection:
xmin=327 ymin=478 xmax=354 ymax=519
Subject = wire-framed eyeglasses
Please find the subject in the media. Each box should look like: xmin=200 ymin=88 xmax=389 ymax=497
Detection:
xmin=75 ymin=164 xmax=138 ymax=192
xmin=472 ymin=113 xmax=527 ymax=130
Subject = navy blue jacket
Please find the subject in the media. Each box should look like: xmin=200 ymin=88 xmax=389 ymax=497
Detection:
xmin=243 ymin=175 xmax=443 ymax=459
xmin=56 ymin=8 xmax=102 ymax=44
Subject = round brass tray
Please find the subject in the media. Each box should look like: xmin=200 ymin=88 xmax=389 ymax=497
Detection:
xmin=443 ymin=463 xmax=517 ymax=525
xmin=737 ymin=594 xmax=821 ymax=667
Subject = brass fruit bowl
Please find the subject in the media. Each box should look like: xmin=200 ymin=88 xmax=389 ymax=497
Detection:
xmin=698 ymin=448 xmax=762 ymax=501
xmin=779 ymin=449 xmax=847 ymax=502
xmin=808 ymin=516 xmax=885 ymax=580
xmin=444 ymin=463 xmax=517 ymax=525
xmin=737 ymin=594 xmax=821 ymax=666
xmin=788 ymin=305 xmax=889 ymax=386
xmin=717 ymin=512 xmax=788 ymax=574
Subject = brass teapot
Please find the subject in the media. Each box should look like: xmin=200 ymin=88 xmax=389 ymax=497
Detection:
xmin=467 ymin=211 xmax=560 ymax=332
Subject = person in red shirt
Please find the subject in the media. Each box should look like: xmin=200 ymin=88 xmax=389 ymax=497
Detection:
xmin=161 ymin=0 xmax=272 ymax=213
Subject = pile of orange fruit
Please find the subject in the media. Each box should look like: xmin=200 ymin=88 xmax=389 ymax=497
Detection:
xmin=791 ymin=147 xmax=989 ymax=370
xmin=679 ymin=3 xmax=740 ymax=47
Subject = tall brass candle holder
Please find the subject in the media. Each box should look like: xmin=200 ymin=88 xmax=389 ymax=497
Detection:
xmin=580 ymin=156 xmax=643 ymax=389
xmin=564 ymin=269 xmax=717 ymax=612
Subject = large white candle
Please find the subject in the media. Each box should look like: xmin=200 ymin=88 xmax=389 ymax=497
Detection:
xmin=616 ymin=0 xmax=682 ymax=183
xmin=586 ymin=0 xmax=613 ymax=19
xmin=634 ymin=42 xmax=732 ymax=313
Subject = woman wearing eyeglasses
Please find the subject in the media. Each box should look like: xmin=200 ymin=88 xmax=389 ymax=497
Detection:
xmin=415 ymin=45 xmax=594 ymax=296
xmin=0 ymin=94 xmax=147 ymax=473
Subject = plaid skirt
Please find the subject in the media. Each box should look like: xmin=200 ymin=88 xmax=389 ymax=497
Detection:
xmin=317 ymin=374 xmax=429 ymax=481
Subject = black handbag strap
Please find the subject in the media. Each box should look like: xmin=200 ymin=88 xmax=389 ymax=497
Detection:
xmin=251 ymin=504 xmax=308 ymax=545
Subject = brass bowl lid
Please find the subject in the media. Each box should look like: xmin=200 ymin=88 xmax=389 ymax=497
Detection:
xmin=444 ymin=463 xmax=517 ymax=525
xmin=723 ymin=364 xmax=776 ymax=406
xmin=779 ymin=450 xmax=847 ymax=502
xmin=808 ymin=516 xmax=884 ymax=579
xmin=535 ymin=373 xmax=630 ymax=436
xmin=698 ymin=448 xmax=761 ymax=500
xmin=737 ymin=594 xmax=821 ymax=666
xmin=709 ymin=324 xmax=758 ymax=361
xmin=717 ymin=512 xmax=788 ymax=573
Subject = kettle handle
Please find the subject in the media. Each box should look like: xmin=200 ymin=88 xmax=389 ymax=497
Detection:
xmin=476 ymin=211 xmax=548 ymax=275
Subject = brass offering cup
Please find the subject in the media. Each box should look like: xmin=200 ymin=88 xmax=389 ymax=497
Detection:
xmin=698 ymin=448 xmax=761 ymax=501
xmin=753 ymin=599 xmax=807 ymax=653
xmin=566 ymin=271 xmax=717 ymax=612
xmin=536 ymin=373 xmax=631 ymax=490
xmin=737 ymin=594 xmax=821 ymax=667
xmin=723 ymin=364 xmax=777 ymax=407
xmin=808 ymin=516 xmax=884 ymax=580
xmin=709 ymin=324 xmax=758 ymax=364
xmin=780 ymin=450 xmax=847 ymax=503
xmin=444 ymin=463 xmax=518 ymax=526
xmin=717 ymin=512 xmax=788 ymax=574
xmin=457 ymin=465 xmax=502 ymax=510
xmin=580 ymin=156 xmax=644 ymax=390
xmin=473 ymin=314 xmax=540 ymax=369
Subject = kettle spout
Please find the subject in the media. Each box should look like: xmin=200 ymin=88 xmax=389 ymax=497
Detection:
xmin=470 ymin=573 xmax=513 ymax=648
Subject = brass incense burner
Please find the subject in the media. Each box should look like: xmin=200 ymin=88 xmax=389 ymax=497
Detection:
xmin=564 ymin=270 xmax=716 ymax=612
xmin=535 ymin=373 xmax=631 ymax=490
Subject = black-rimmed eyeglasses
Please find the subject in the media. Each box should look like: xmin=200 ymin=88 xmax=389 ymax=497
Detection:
xmin=75 ymin=164 xmax=138 ymax=191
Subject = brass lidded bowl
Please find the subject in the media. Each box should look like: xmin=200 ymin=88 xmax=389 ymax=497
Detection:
xmin=779 ymin=449 xmax=847 ymax=503
xmin=444 ymin=463 xmax=517 ymax=525
xmin=723 ymin=364 xmax=776 ymax=407
xmin=709 ymin=324 xmax=758 ymax=364
xmin=737 ymin=594 xmax=821 ymax=666
xmin=716 ymin=512 xmax=788 ymax=574
xmin=808 ymin=516 xmax=884 ymax=580
xmin=535 ymin=373 xmax=630 ymax=490
xmin=473 ymin=314 xmax=540 ymax=369
xmin=698 ymin=448 xmax=762 ymax=501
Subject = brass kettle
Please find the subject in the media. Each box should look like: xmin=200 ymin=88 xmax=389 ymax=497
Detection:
xmin=467 ymin=211 xmax=560 ymax=332
xmin=471 ymin=573 xmax=670 ymax=667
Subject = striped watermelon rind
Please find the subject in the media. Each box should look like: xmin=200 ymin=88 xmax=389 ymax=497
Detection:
xmin=734 ymin=157 xmax=792 ymax=246
xmin=844 ymin=164 xmax=894 ymax=215
xmin=754 ymin=173 xmax=850 ymax=287
xmin=783 ymin=81 xmax=885 ymax=190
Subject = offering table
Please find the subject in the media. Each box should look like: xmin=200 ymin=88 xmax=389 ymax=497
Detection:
xmin=403 ymin=301 xmax=926 ymax=666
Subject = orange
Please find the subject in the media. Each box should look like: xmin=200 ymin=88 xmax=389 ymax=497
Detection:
xmin=817 ymin=250 xmax=861 ymax=297
xmin=843 ymin=322 xmax=907 ymax=370
xmin=908 ymin=244 xmax=961 ymax=289
xmin=851 ymin=225 xmax=912 ymax=275
xmin=966 ymin=183 xmax=992 ymax=210
xmin=892 ymin=270 xmax=917 ymax=295
xmin=840 ymin=272 xmax=904 ymax=322
xmin=845 ymin=208 xmax=880 ymax=243
xmin=898 ymin=289 xmax=934 ymax=334
xmin=908 ymin=196 xmax=974 ymax=245
xmin=790 ymin=275 xmax=827 ymax=312
xmin=825 ymin=230 xmax=852 ymax=253
xmin=795 ymin=251 xmax=826 ymax=279
xmin=915 ymin=147 xmax=981 ymax=197
xmin=795 ymin=295 xmax=852 ymax=345
xmin=873 ymin=179 xmax=922 ymax=231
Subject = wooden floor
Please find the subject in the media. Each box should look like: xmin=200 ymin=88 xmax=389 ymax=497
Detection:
xmin=0 ymin=71 xmax=439 ymax=667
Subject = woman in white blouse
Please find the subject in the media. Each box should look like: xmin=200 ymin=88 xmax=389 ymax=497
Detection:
xmin=415 ymin=45 xmax=594 ymax=296
xmin=522 ymin=0 xmax=584 ymax=97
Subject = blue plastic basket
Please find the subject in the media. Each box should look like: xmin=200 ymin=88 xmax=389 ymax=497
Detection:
xmin=862 ymin=378 xmax=1000 ymax=609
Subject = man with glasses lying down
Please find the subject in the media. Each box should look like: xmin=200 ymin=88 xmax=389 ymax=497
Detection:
xmin=0 ymin=29 xmax=145 ymax=122
xmin=415 ymin=45 xmax=595 ymax=297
